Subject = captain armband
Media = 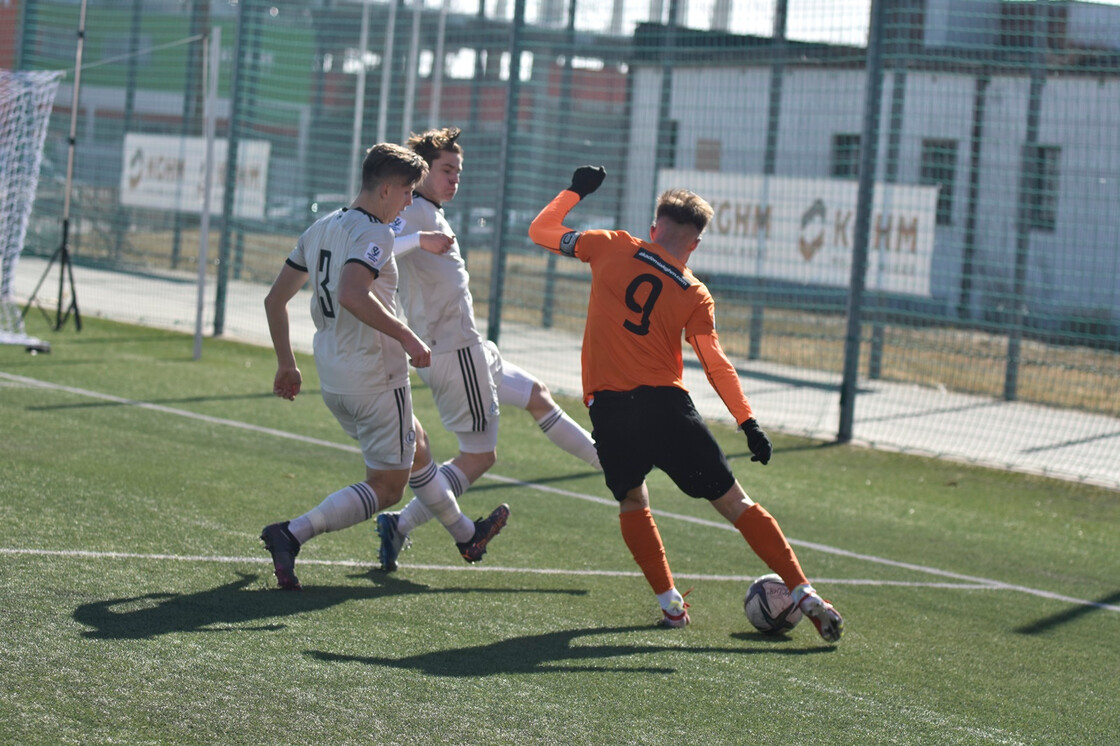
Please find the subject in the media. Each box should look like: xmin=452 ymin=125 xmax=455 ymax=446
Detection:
xmin=559 ymin=230 xmax=581 ymax=257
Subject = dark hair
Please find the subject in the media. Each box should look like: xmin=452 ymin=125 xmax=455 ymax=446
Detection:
xmin=405 ymin=127 xmax=463 ymax=165
xmin=361 ymin=142 xmax=429 ymax=192
xmin=655 ymin=189 xmax=714 ymax=234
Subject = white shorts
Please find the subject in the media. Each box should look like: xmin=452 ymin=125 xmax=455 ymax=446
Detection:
xmin=417 ymin=340 xmax=501 ymax=453
xmin=322 ymin=386 xmax=416 ymax=470
xmin=497 ymin=356 xmax=537 ymax=410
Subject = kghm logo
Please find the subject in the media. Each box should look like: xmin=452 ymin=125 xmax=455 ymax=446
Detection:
xmin=711 ymin=200 xmax=772 ymax=239
xmin=800 ymin=199 xmax=827 ymax=261
xmin=799 ymin=199 xmax=919 ymax=261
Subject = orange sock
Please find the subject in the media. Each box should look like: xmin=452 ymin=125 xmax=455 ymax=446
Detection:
xmin=734 ymin=503 xmax=809 ymax=591
xmin=619 ymin=507 xmax=674 ymax=595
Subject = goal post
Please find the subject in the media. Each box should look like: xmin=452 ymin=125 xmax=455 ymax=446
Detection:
xmin=0 ymin=69 xmax=62 ymax=351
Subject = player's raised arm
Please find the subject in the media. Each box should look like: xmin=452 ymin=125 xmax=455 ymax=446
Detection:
xmin=528 ymin=165 xmax=606 ymax=255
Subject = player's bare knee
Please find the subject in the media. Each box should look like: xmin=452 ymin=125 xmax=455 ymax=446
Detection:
xmin=526 ymin=381 xmax=556 ymax=418
xmin=365 ymin=470 xmax=410 ymax=509
xmin=455 ymin=449 xmax=496 ymax=481
xmin=413 ymin=416 xmax=429 ymax=446
xmin=376 ymin=491 xmax=404 ymax=510
xmin=411 ymin=424 xmax=433 ymax=471
xmin=469 ymin=449 xmax=497 ymax=472
xmin=711 ymin=482 xmax=752 ymax=522
xmin=619 ymin=484 xmax=650 ymax=512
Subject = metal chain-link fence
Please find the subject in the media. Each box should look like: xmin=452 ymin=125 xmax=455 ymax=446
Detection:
xmin=11 ymin=0 xmax=1120 ymax=478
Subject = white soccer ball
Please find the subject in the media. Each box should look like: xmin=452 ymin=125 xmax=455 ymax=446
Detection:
xmin=744 ymin=573 xmax=802 ymax=634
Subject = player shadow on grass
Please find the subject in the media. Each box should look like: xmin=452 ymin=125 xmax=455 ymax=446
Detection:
xmin=308 ymin=625 xmax=831 ymax=677
xmin=1014 ymin=589 xmax=1120 ymax=634
xmin=72 ymin=571 xmax=586 ymax=640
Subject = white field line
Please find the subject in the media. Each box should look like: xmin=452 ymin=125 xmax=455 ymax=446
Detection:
xmin=0 ymin=547 xmax=994 ymax=590
xmin=4 ymin=371 xmax=1118 ymax=613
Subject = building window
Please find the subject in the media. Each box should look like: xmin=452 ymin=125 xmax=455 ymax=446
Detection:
xmin=831 ymin=134 xmax=861 ymax=179
xmin=1025 ymin=145 xmax=1060 ymax=232
xmin=920 ymin=139 xmax=957 ymax=226
xmin=696 ymin=139 xmax=721 ymax=171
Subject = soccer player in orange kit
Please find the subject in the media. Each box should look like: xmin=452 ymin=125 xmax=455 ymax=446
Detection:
xmin=528 ymin=166 xmax=843 ymax=642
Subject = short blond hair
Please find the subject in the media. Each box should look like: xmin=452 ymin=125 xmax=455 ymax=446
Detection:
xmin=655 ymin=189 xmax=714 ymax=234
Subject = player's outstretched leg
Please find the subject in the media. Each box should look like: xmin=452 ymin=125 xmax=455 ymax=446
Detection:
xmin=376 ymin=511 xmax=411 ymax=572
xmin=260 ymin=521 xmax=302 ymax=590
xmin=457 ymin=504 xmax=510 ymax=563
xmin=792 ymin=585 xmax=844 ymax=643
xmin=535 ymin=405 xmax=601 ymax=470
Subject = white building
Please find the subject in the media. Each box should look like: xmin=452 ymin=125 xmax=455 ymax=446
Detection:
xmin=623 ymin=0 xmax=1120 ymax=331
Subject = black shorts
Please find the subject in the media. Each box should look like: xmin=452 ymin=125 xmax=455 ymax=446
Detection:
xmin=588 ymin=386 xmax=736 ymax=502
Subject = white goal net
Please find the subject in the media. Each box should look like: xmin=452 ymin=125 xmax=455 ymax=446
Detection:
xmin=1 ymin=69 xmax=62 ymax=348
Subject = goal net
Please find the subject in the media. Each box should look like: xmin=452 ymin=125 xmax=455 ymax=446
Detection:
xmin=1 ymin=69 xmax=62 ymax=349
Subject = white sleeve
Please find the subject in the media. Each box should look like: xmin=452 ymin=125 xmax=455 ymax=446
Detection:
xmin=392 ymin=230 xmax=422 ymax=257
xmin=350 ymin=222 xmax=394 ymax=273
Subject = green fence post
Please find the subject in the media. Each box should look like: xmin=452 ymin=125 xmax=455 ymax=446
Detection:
xmin=486 ymin=0 xmax=527 ymax=345
xmin=1005 ymin=0 xmax=1049 ymax=402
xmin=838 ymin=0 xmax=887 ymax=443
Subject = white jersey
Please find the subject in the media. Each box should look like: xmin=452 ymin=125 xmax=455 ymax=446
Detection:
xmin=287 ymin=207 xmax=408 ymax=395
xmin=391 ymin=194 xmax=482 ymax=352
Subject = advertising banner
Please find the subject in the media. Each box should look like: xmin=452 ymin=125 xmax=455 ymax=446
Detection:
xmin=659 ymin=169 xmax=939 ymax=297
xmin=120 ymin=133 xmax=269 ymax=220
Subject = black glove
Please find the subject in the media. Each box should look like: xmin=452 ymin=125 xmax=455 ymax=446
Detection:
xmin=569 ymin=165 xmax=606 ymax=199
xmin=740 ymin=418 xmax=772 ymax=465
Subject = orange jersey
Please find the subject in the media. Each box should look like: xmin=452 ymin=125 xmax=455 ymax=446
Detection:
xmin=577 ymin=228 xmax=711 ymax=397
xmin=529 ymin=190 xmax=753 ymax=424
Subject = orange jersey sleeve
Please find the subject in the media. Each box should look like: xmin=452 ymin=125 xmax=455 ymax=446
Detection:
xmin=529 ymin=190 xmax=582 ymax=256
xmin=688 ymin=331 xmax=753 ymax=425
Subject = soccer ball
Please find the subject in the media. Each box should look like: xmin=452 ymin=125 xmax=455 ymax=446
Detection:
xmin=744 ymin=573 xmax=802 ymax=634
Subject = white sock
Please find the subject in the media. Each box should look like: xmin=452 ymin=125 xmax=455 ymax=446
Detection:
xmin=536 ymin=406 xmax=601 ymax=470
xmin=288 ymin=482 xmax=379 ymax=544
xmin=656 ymin=587 xmax=684 ymax=612
xmin=408 ymin=460 xmax=474 ymax=543
xmin=396 ymin=497 xmax=433 ymax=536
xmin=397 ymin=461 xmax=440 ymax=535
xmin=439 ymin=461 xmax=470 ymax=498
xmin=790 ymin=583 xmax=816 ymax=606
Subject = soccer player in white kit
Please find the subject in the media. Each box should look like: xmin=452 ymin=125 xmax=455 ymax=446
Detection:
xmin=375 ymin=127 xmax=600 ymax=571
xmin=259 ymin=143 xmax=508 ymax=589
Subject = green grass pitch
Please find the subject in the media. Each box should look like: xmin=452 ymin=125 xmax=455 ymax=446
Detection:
xmin=2 ymin=316 xmax=1118 ymax=745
